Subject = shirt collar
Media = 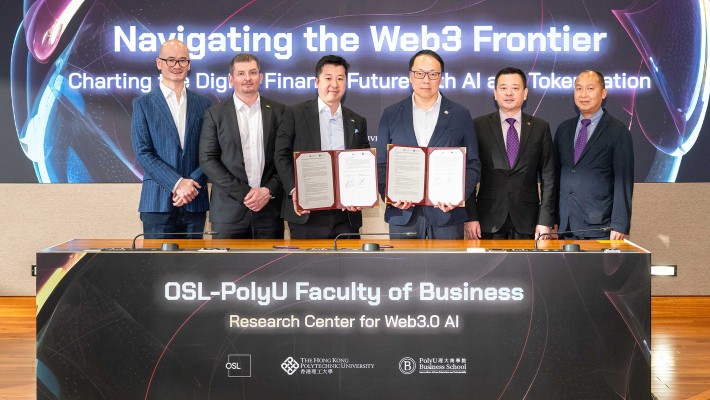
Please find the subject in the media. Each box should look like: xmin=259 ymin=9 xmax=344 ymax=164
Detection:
xmin=234 ymin=93 xmax=260 ymax=110
xmin=412 ymin=91 xmax=442 ymax=112
xmin=318 ymin=97 xmax=342 ymax=117
xmin=499 ymin=109 xmax=522 ymax=125
xmin=159 ymin=81 xmax=185 ymax=100
xmin=579 ymin=108 xmax=604 ymax=125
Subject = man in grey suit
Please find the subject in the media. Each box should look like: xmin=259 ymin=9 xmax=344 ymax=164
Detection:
xmin=131 ymin=39 xmax=212 ymax=239
xmin=199 ymin=54 xmax=286 ymax=239
xmin=465 ymin=67 xmax=556 ymax=240
xmin=274 ymin=55 xmax=369 ymax=239
xmin=554 ymin=70 xmax=633 ymax=240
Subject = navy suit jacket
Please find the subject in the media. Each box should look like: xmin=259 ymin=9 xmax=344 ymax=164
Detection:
xmin=131 ymin=87 xmax=212 ymax=213
xmin=274 ymin=98 xmax=369 ymax=227
xmin=376 ymin=95 xmax=480 ymax=227
xmin=554 ymin=109 xmax=634 ymax=236
xmin=466 ymin=112 xmax=556 ymax=235
xmin=199 ymin=95 xmax=286 ymax=224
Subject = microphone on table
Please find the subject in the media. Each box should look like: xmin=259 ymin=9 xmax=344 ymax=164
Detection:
xmin=131 ymin=231 xmax=218 ymax=250
xmin=533 ymin=227 xmax=612 ymax=251
xmin=333 ymin=231 xmax=417 ymax=251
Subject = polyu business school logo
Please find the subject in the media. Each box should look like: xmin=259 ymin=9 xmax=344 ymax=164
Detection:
xmin=399 ymin=357 xmax=416 ymax=374
xmin=400 ymin=356 xmax=467 ymax=374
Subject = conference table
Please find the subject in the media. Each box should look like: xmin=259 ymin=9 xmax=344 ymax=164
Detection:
xmin=36 ymin=238 xmax=650 ymax=399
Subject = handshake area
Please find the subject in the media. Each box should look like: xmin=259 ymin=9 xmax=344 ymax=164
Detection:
xmin=34 ymin=239 xmax=651 ymax=399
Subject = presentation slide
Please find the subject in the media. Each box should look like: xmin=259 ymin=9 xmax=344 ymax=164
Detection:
xmin=2 ymin=0 xmax=709 ymax=182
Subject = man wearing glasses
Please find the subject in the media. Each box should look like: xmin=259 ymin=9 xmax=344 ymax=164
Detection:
xmin=131 ymin=39 xmax=212 ymax=239
xmin=376 ymin=50 xmax=480 ymax=239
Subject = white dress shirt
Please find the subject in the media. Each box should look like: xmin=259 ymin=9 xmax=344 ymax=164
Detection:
xmin=159 ymin=82 xmax=187 ymax=148
xmin=233 ymin=94 xmax=264 ymax=188
xmin=412 ymin=92 xmax=442 ymax=147
xmin=318 ymin=97 xmax=345 ymax=151
xmin=159 ymin=82 xmax=187 ymax=191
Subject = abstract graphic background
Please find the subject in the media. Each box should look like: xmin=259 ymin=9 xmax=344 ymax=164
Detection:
xmin=2 ymin=0 xmax=709 ymax=182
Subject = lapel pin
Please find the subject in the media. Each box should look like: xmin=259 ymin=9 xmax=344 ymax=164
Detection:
xmin=526 ymin=121 xmax=531 ymax=126
xmin=351 ymin=119 xmax=355 ymax=123
xmin=266 ymin=104 xmax=271 ymax=108
xmin=444 ymin=110 xmax=449 ymax=115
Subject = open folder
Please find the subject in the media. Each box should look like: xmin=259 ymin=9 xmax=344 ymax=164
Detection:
xmin=385 ymin=144 xmax=466 ymax=207
xmin=294 ymin=149 xmax=379 ymax=211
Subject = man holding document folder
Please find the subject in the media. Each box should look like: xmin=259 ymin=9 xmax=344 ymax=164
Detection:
xmin=376 ymin=50 xmax=481 ymax=239
xmin=275 ymin=55 xmax=370 ymax=239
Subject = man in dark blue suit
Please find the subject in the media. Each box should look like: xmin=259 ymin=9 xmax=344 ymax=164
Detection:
xmin=131 ymin=39 xmax=212 ymax=239
xmin=554 ymin=70 xmax=634 ymax=240
xmin=376 ymin=50 xmax=480 ymax=239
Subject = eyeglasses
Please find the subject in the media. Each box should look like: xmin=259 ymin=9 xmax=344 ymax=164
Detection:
xmin=410 ymin=70 xmax=442 ymax=80
xmin=159 ymin=58 xmax=191 ymax=67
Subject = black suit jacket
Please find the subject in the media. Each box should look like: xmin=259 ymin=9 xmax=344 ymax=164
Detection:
xmin=274 ymin=98 xmax=369 ymax=226
xmin=554 ymin=110 xmax=634 ymax=236
xmin=199 ymin=95 xmax=286 ymax=224
xmin=466 ymin=112 xmax=556 ymax=234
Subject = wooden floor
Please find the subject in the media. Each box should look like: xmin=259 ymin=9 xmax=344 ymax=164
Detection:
xmin=651 ymin=297 xmax=710 ymax=400
xmin=2 ymin=296 xmax=709 ymax=400
xmin=0 ymin=297 xmax=35 ymax=400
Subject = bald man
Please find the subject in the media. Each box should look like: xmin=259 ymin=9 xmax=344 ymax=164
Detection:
xmin=554 ymin=70 xmax=634 ymax=240
xmin=131 ymin=39 xmax=212 ymax=238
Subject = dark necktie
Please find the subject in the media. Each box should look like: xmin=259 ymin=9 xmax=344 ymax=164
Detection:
xmin=574 ymin=119 xmax=592 ymax=164
xmin=505 ymin=118 xmax=519 ymax=169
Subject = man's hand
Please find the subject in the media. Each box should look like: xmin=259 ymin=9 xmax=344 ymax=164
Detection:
xmin=291 ymin=189 xmax=310 ymax=216
xmin=610 ymin=230 xmax=628 ymax=240
xmin=464 ymin=221 xmax=481 ymax=240
xmin=173 ymin=179 xmax=201 ymax=207
xmin=434 ymin=202 xmax=457 ymax=213
xmin=243 ymin=187 xmax=271 ymax=212
xmin=535 ymin=225 xmax=553 ymax=240
xmin=391 ymin=200 xmax=414 ymax=210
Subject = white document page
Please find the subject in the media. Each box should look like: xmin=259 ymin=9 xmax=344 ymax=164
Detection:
xmin=427 ymin=148 xmax=464 ymax=205
xmin=295 ymin=152 xmax=334 ymax=209
xmin=338 ymin=150 xmax=378 ymax=207
xmin=386 ymin=146 xmax=425 ymax=203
